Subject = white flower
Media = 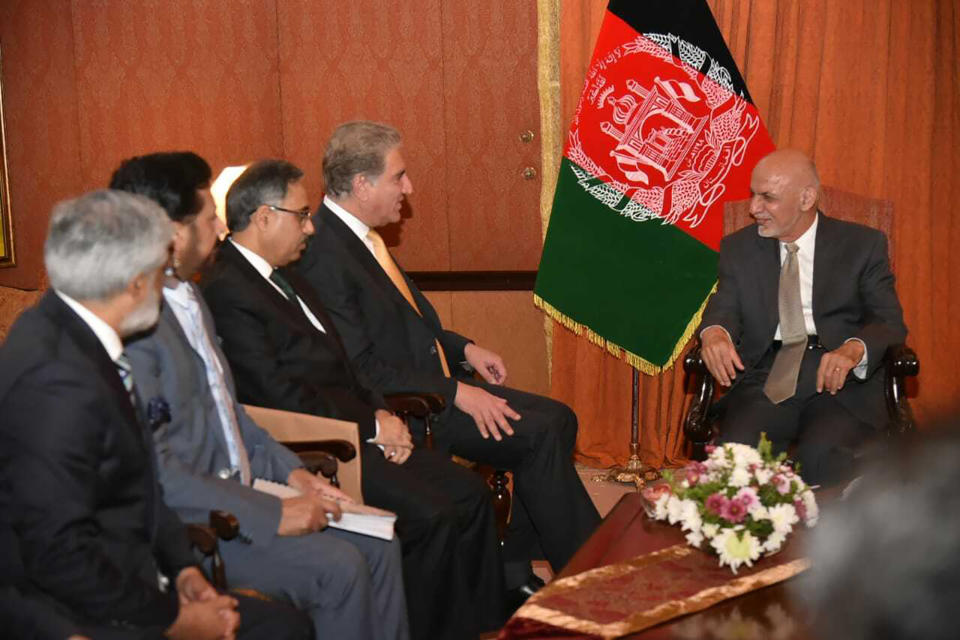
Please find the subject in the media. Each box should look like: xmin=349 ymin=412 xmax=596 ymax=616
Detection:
xmin=754 ymin=466 xmax=774 ymax=485
xmin=653 ymin=493 xmax=670 ymax=520
xmin=767 ymin=504 xmax=799 ymax=534
xmin=726 ymin=443 xmax=763 ymax=467
xmin=685 ymin=529 xmax=704 ymax=548
xmin=762 ymin=530 xmax=787 ymax=553
xmin=749 ymin=504 xmax=769 ymax=520
xmin=680 ymin=500 xmax=702 ymax=533
xmin=802 ymin=490 xmax=819 ymax=527
xmin=666 ymin=495 xmax=684 ymax=525
xmin=729 ymin=465 xmax=751 ymax=488
xmin=702 ymin=522 xmax=719 ymax=539
xmin=711 ymin=528 xmax=761 ymax=573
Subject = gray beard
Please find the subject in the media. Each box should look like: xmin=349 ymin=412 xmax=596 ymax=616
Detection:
xmin=119 ymin=282 xmax=161 ymax=336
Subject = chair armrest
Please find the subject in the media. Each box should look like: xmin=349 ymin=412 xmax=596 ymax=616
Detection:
xmin=284 ymin=439 xmax=357 ymax=463
xmin=188 ymin=510 xmax=240 ymax=590
xmin=885 ymin=343 xmax=919 ymax=377
xmin=209 ymin=509 xmax=239 ymax=540
xmin=385 ymin=392 xmax=446 ymax=418
xmin=682 ymin=343 xmax=716 ymax=461
xmin=290 ymin=450 xmax=339 ymax=480
xmin=883 ymin=343 xmax=919 ymax=436
xmin=186 ymin=523 xmax=218 ymax=556
xmin=683 ymin=343 xmax=710 ymax=375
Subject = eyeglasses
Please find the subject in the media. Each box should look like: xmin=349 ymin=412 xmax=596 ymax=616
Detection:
xmin=267 ymin=204 xmax=312 ymax=223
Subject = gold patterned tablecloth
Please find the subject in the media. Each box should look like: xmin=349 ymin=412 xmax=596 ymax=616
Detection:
xmin=499 ymin=528 xmax=810 ymax=639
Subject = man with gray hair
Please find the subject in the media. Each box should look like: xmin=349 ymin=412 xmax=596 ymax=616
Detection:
xmin=0 ymin=190 xmax=311 ymax=639
xmin=297 ymin=121 xmax=601 ymax=604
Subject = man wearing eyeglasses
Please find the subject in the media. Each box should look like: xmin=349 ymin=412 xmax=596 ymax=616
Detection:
xmin=202 ymin=160 xmax=507 ymax=640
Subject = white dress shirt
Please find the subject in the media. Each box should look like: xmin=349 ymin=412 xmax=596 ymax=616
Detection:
xmin=56 ymin=290 xmax=123 ymax=362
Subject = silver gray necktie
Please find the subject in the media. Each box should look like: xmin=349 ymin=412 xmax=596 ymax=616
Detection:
xmin=764 ymin=243 xmax=806 ymax=404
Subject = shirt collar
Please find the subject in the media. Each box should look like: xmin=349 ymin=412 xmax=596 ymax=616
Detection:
xmin=782 ymin=212 xmax=818 ymax=254
xmin=55 ymin=290 xmax=124 ymax=362
xmin=324 ymin=195 xmax=370 ymax=242
xmin=230 ymin=238 xmax=275 ymax=280
xmin=162 ymin=279 xmax=196 ymax=309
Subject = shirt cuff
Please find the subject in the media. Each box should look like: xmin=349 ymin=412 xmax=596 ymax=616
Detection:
xmin=366 ymin=418 xmax=385 ymax=452
xmin=844 ymin=338 xmax=869 ymax=379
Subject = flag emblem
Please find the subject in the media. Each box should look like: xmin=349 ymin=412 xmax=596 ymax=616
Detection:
xmin=535 ymin=0 xmax=775 ymax=372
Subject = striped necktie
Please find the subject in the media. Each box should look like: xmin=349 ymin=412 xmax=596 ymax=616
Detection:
xmin=115 ymin=352 xmax=138 ymax=407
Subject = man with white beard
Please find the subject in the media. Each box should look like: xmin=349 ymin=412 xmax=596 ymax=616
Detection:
xmin=0 ymin=190 xmax=312 ymax=639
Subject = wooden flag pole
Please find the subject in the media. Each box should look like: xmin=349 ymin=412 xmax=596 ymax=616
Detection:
xmin=599 ymin=369 xmax=653 ymax=489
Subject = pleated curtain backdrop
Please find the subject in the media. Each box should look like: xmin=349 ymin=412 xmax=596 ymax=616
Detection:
xmin=544 ymin=0 xmax=960 ymax=468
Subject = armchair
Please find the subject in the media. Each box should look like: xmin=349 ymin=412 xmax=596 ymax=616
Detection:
xmin=386 ymin=393 xmax=512 ymax=542
xmin=242 ymin=404 xmax=363 ymax=502
xmin=683 ymin=186 xmax=919 ymax=460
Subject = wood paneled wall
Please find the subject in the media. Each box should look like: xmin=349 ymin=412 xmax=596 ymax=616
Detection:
xmin=0 ymin=0 xmax=549 ymax=394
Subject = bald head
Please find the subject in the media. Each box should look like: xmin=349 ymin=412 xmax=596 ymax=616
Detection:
xmin=749 ymin=149 xmax=820 ymax=242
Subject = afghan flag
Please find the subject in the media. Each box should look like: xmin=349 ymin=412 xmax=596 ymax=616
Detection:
xmin=534 ymin=0 xmax=775 ymax=374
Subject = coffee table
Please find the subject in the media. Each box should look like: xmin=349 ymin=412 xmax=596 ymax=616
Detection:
xmin=548 ymin=492 xmax=815 ymax=639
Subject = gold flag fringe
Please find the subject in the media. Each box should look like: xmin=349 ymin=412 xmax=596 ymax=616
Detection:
xmin=533 ymin=283 xmax=717 ymax=375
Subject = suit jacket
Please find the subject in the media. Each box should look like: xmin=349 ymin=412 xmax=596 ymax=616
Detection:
xmin=699 ymin=213 xmax=907 ymax=426
xmin=296 ymin=205 xmax=471 ymax=408
xmin=126 ymin=283 xmax=303 ymax=546
xmin=200 ymin=239 xmax=386 ymax=439
xmin=0 ymin=292 xmax=194 ymax=629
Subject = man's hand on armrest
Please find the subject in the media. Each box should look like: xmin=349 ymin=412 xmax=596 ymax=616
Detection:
xmin=454 ymin=382 xmax=520 ymax=441
xmin=700 ymin=326 xmax=744 ymax=387
xmin=371 ymin=411 xmax=412 ymax=465
xmin=816 ymin=340 xmax=866 ymax=395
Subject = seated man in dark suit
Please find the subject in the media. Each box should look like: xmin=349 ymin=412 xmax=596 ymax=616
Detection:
xmin=200 ymin=160 xmax=506 ymax=640
xmin=0 ymin=190 xmax=312 ymax=640
xmin=111 ymin=152 xmax=409 ymax=640
xmin=698 ymin=149 xmax=907 ymax=486
xmin=295 ymin=121 xmax=601 ymax=593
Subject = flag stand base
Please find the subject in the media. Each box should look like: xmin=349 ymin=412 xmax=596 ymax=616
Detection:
xmin=595 ymin=369 xmax=659 ymax=490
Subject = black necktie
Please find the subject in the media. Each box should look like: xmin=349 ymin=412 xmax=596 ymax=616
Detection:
xmin=270 ymin=269 xmax=299 ymax=304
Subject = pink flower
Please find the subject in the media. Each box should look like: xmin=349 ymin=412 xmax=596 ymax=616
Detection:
xmin=705 ymin=445 xmax=717 ymax=455
xmin=794 ymin=498 xmax=807 ymax=521
xmin=705 ymin=492 xmax=727 ymax=515
xmin=735 ymin=488 xmax=759 ymax=510
xmin=721 ymin=499 xmax=747 ymax=523
xmin=772 ymin=474 xmax=791 ymax=495
xmin=685 ymin=462 xmax=707 ymax=485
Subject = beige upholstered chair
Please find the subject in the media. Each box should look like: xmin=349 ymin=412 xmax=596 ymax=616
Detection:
xmin=243 ymin=404 xmax=363 ymax=503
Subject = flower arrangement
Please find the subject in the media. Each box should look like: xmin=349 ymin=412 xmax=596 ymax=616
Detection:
xmin=645 ymin=435 xmax=818 ymax=573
